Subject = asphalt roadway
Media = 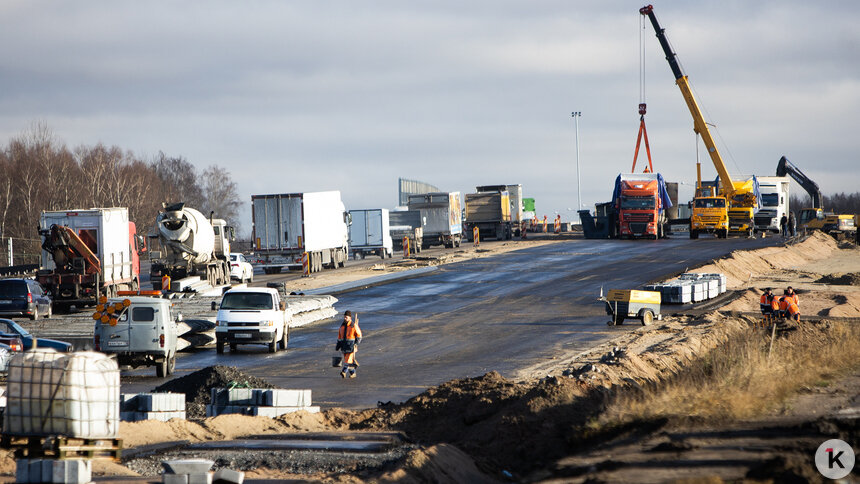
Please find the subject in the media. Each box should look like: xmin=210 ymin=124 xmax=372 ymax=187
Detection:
xmin=123 ymin=234 xmax=781 ymax=410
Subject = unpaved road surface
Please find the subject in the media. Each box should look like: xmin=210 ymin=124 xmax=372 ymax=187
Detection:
xmin=122 ymin=234 xmax=781 ymax=409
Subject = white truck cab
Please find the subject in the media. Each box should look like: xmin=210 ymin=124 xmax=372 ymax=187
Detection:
xmin=214 ymin=287 xmax=289 ymax=354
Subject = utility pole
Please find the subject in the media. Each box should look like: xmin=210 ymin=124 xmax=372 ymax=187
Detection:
xmin=571 ymin=111 xmax=582 ymax=210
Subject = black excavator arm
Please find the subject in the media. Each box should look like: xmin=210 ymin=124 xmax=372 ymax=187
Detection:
xmin=775 ymin=156 xmax=822 ymax=209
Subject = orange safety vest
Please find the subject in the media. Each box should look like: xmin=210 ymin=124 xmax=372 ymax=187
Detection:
xmin=338 ymin=322 xmax=362 ymax=348
xmin=789 ymin=292 xmax=799 ymax=306
xmin=770 ymin=296 xmax=780 ymax=311
xmin=778 ymin=297 xmax=789 ymax=312
xmin=788 ymin=302 xmax=800 ymax=316
xmin=760 ymin=294 xmax=770 ymax=305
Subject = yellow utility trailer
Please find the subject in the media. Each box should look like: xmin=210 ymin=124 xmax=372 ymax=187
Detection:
xmin=604 ymin=289 xmax=661 ymax=326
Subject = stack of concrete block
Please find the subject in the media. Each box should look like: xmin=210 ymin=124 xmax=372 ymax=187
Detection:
xmin=162 ymin=459 xmax=244 ymax=484
xmin=120 ymin=393 xmax=186 ymax=422
xmin=16 ymin=459 xmax=91 ymax=484
xmin=205 ymin=388 xmax=319 ymax=418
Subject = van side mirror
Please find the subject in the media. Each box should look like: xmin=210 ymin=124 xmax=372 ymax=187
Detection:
xmin=211 ymin=301 xmax=218 ymax=311
xmin=279 ymin=301 xmax=286 ymax=311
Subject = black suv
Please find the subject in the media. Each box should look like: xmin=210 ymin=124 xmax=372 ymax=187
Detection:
xmin=0 ymin=279 xmax=52 ymax=320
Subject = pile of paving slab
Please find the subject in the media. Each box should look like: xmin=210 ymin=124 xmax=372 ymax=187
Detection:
xmin=121 ymin=392 xmax=186 ymax=422
xmin=644 ymin=272 xmax=727 ymax=304
xmin=206 ymin=387 xmax=319 ymax=417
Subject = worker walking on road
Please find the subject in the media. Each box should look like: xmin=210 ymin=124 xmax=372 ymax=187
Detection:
xmin=336 ymin=310 xmax=362 ymax=379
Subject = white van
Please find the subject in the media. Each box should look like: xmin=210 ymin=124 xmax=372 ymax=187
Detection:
xmin=214 ymin=288 xmax=288 ymax=354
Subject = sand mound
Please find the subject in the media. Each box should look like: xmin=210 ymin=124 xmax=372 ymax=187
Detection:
xmin=120 ymin=412 xmax=329 ymax=448
xmin=152 ymin=365 xmax=276 ymax=419
xmin=690 ymin=232 xmax=839 ymax=288
xmin=376 ymin=444 xmax=497 ymax=484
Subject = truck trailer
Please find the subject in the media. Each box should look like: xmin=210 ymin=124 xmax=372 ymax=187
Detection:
xmin=406 ymin=192 xmax=463 ymax=249
xmin=389 ymin=210 xmax=423 ymax=254
xmin=348 ymin=209 xmax=393 ymax=259
xmin=252 ymin=191 xmax=350 ymax=274
xmin=464 ymin=190 xmax=512 ymax=241
xmin=37 ymin=208 xmax=143 ymax=311
xmin=476 ymin=184 xmax=523 ymax=235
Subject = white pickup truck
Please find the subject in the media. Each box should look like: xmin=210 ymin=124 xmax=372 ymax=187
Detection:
xmin=214 ymin=287 xmax=289 ymax=354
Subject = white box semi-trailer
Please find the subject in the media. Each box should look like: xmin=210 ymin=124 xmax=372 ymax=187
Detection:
xmin=754 ymin=176 xmax=790 ymax=233
xmin=348 ymin=209 xmax=393 ymax=259
xmin=252 ymin=191 xmax=349 ymax=274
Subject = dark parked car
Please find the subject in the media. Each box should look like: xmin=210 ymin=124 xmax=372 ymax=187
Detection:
xmin=0 ymin=279 xmax=52 ymax=320
xmin=0 ymin=319 xmax=71 ymax=352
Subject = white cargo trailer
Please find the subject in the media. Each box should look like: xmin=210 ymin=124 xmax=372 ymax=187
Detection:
xmin=348 ymin=209 xmax=393 ymax=259
xmin=252 ymin=191 xmax=349 ymax=274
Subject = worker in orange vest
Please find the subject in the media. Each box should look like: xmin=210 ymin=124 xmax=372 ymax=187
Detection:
xmin=787 ymin=299 xmax=800 ymax=322
xmin=770 ymin=291 xmax=781 ymax=316
xmin=778 ymin=291 xmax=791 ymax=319
xmin=759 ymin=288 xmax=773 ymax=315
xmin=787 ymin=286 xmax=799 ymax=306
xmin=335 ymin=310 xmax=363 ymax=378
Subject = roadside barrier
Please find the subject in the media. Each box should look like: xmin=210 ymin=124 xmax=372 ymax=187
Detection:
xmin=473 ymin=227 xmax=480 ymax=247
xmin=403 ymin=236 xmax=410 ymax=258
xmin=302 ymin=252 xmax=309 ymax=277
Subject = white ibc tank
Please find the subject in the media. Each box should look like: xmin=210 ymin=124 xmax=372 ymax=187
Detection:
xmin=4 ymin=349 xmax=120 ymax=439
xmin=157 ymin=205 xmax=215 ymax=265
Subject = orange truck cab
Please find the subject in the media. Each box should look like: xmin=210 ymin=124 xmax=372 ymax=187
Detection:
xmin=613 ymin=173 xmax=671 ymax=240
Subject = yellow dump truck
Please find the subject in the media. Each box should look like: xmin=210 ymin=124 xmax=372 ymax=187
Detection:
xmin=604 ymin=289 xmax=661 ymax=326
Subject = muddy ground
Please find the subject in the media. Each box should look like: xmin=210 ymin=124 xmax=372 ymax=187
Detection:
xmin=2 ymin=232 xmax=858 ymax=483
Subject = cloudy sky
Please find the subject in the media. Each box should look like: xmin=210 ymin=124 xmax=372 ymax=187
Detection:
xmin=1 ymin=1 xmax=858 ymax=235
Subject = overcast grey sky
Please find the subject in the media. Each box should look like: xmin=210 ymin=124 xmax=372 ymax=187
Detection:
xmin=1 ymin=1 xmax=858 ymax=235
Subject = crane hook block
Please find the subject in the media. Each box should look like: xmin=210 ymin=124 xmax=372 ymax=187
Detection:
xmin=638 ymin=103 xmax=647 ymax=115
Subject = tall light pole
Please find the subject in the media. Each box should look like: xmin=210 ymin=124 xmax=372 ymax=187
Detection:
xmin=571 ymin=111 xmax=582 ymax=210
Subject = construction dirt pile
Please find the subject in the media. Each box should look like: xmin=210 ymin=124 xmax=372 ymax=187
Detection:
xmin=816 ymin=272 xmax=860 ymax=285
xmin=152 ymin=365 xmax=276 ymax=419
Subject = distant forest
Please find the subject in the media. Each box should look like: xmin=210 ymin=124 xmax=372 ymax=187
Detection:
xmin=789 ymin=193 xmax=860 ymax=215
xmin=0 ymin=123 xmax=242 ymax=264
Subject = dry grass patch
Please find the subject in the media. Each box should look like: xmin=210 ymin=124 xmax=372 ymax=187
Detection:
xmin=601 ymin=319 xmax=860 ymax=423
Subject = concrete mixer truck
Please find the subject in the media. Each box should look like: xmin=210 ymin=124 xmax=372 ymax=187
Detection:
xmin=149 ymin=203 xmax=233 ymax=291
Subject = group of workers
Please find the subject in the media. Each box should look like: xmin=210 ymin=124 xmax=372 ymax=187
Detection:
xmin=759 ymin=286 xmax=801 ymax=324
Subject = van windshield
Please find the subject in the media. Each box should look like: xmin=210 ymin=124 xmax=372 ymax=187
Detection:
xmin=221 ymin=293 xmax=274 ymax=310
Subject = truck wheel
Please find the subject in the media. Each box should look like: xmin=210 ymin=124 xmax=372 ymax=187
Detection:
xmin=46 ymin=305 xmax=52 ymax=319
xmin=29 ymin=307 xmax=38 ymax=321
xmin=640 ymin=309 xmax=654 ymax=326
xmin=279 ymin=327 xmax=289 ymax=350
xmin=156 ymin=358 xmax=168 ymax=378
xmin=454 ymin=238 xmax=461 ymax=248
xmin=216 ymin=341 xmax=224 ymax=354
xmin=613 ymin=314 xmax=624 ymax=325
xmin=167 ymin=353 xmax=176 ymax=375
xmin=230 ymin=343 xmax=237 ymax=352
xmin=689 ymin=229 xmax=699 ymax=239
xmin=268 ymin=339 xmax=277 ymax=353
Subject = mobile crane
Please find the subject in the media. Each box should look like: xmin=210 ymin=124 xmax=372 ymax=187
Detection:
xmin=640 ymin=5 xmax=759 ymax=239
xmin=776 ymin=156 xmax=856 ymax=238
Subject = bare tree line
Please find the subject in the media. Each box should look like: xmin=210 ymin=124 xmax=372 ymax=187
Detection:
xmin=0 ymin=123 xmax=241 ymax=264
xmin=789 ymin=194 xmax=860 ymax=216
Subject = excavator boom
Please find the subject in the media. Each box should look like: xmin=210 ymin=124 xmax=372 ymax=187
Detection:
xmin=776 ymin=155 xmax=822 ymax=209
